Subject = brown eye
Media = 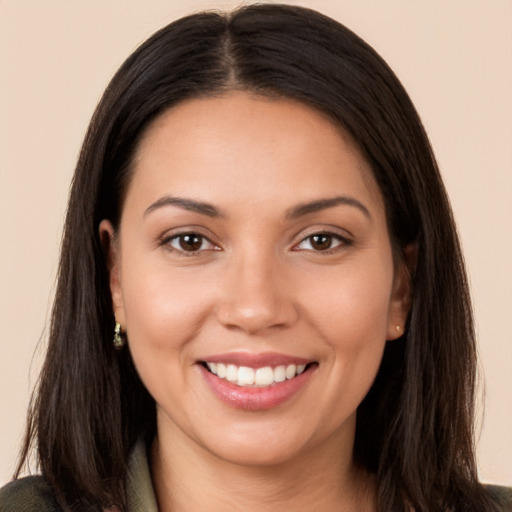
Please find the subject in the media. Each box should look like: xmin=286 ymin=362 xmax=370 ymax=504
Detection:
xmin=295 ymin=232 xmax=347 ymax=252
xmin=310 ymin=234 xmax=333 ymax=251
xmin=167 ymin=233 xmax=215 ymax=253
xmin=179 ymin=234 xmax=202 ymax=251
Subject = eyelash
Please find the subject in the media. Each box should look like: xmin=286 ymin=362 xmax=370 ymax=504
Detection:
xmin=161 ymin=232 xmax=219 ymax=256
xmin=161 ymin=230 xmax=351 ymax=256
xmin=293 ymin=232 xmax=351 ymax=254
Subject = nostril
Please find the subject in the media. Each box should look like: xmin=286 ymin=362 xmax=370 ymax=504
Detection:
xmin=216 ymin=304 xmax=299 ymax=335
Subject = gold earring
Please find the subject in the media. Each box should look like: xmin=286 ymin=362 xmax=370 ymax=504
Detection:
xmin=113 ymin=321 xmax=126 ymax=350
xmin=395 ymin=325 xmax=401 ymax=333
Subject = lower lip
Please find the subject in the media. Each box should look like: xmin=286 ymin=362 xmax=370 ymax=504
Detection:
xmin=199 ymin=364 xmax=316 ymax=411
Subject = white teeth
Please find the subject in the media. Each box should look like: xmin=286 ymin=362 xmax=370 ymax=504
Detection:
xmin=205 ymin=361 xmax=309 ymax=387
xmin=226 ymin=364 xmax=238 ymax=382
xmin=255 ymin=366 xmax=274 ymax=386
xmin=237 ymin=366 xmax=255 ymax=386
xmin=216 ymin=363 xmax=226 ymax=378
xmin=285 ymin=364 xmax=297 ymax=379
xmin=274 ymin=365 xmax=286 ymax=382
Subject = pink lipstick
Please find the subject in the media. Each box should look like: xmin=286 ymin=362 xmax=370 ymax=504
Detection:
xmin=197 ymin=352 xmax=317 ymax=411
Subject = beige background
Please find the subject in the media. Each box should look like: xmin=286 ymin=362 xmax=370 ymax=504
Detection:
xmin=1 ymin=0 xmax=511 ymax=487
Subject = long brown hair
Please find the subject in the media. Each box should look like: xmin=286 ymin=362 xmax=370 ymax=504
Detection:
xmin=16 ymin=4 xmax=500 ymax=511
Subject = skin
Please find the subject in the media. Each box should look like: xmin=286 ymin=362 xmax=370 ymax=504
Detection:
xmin=101 ymin=92 xmax=411 ymax=511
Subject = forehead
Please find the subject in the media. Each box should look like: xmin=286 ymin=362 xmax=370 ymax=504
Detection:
xmin=126 ymin=92 xmax=384 ymax=217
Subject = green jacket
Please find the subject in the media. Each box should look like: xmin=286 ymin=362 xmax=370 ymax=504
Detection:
xmin=1 ymin=442 xmax=511 ymax=511
xmin=0 ymin=442 xmax=156 ymax=512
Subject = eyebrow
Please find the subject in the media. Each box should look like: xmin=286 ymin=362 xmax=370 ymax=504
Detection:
xmin=144 ymin=196 xmax=224 ymax=218
xmin=285 ymin=196 xmax=371 ymax=219
xmin=144 ymin=194 xmax=370 ymax=220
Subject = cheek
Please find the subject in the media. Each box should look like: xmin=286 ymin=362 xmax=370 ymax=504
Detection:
xmin=299 ymin=261 xmax=394 ymax=347
xmin=300 ymin=261 xmax=392 ymax=393
xmin=120 ymin=259 xmax=217 ymax=353
xmin=119 ymin=262 xmax=219 ymax=413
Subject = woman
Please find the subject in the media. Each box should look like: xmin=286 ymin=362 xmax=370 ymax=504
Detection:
xmin=0 ymin=4 xmax=510 ymax=511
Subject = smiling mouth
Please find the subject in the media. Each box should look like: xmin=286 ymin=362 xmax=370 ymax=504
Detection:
xmin=201 ymin=361 xmax=316 ymax=388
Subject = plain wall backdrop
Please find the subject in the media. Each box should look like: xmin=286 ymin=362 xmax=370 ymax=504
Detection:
xmin=1 ymin=0 xmax=511 ymax=486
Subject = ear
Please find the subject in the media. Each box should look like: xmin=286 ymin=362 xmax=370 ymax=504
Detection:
xmin=386 ymin=243 xmax=416 ymax=340
xmin=99 ymin=219 xmax=126 ymax=327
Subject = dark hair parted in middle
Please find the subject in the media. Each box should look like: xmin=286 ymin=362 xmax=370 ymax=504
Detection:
xmin=18 ymin=4 xmax=496 ymax=511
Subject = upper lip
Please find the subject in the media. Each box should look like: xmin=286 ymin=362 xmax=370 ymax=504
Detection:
xmin=198 ymin=351 xmax=314 ymax=368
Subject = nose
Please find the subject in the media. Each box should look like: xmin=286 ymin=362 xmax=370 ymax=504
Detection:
xmin=215 ymin=250 xmax=299 ymax=335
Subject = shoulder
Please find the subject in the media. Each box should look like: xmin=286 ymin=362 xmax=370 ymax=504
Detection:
xmin=486 ymin=484 xmax=512 ymax=511
xmin=0 ymin=476 xmax=62 ymax=512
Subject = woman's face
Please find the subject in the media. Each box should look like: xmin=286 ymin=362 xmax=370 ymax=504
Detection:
xmin=102 ymin=92 xmax=410 ymax=467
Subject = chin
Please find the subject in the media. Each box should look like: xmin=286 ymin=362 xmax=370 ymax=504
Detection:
xmin=209 ymin=436 xmax=309 ymax=468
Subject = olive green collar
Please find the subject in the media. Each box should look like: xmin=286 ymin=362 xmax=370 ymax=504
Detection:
xmin=126 ymin=440 xmax=159 ymax=512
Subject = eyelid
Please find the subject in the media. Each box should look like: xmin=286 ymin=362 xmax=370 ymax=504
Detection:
xmin=159 ymin=227 xmax=221 ymax=255
xmin=158 ymin=225 xmax=352 ymax=255
xmin=291 ymin=227 xmax=353 ymax=253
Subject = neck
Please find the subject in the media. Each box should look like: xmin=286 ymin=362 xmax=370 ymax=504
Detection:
xmin=151 ymin=419 xmax=376 ymax=512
